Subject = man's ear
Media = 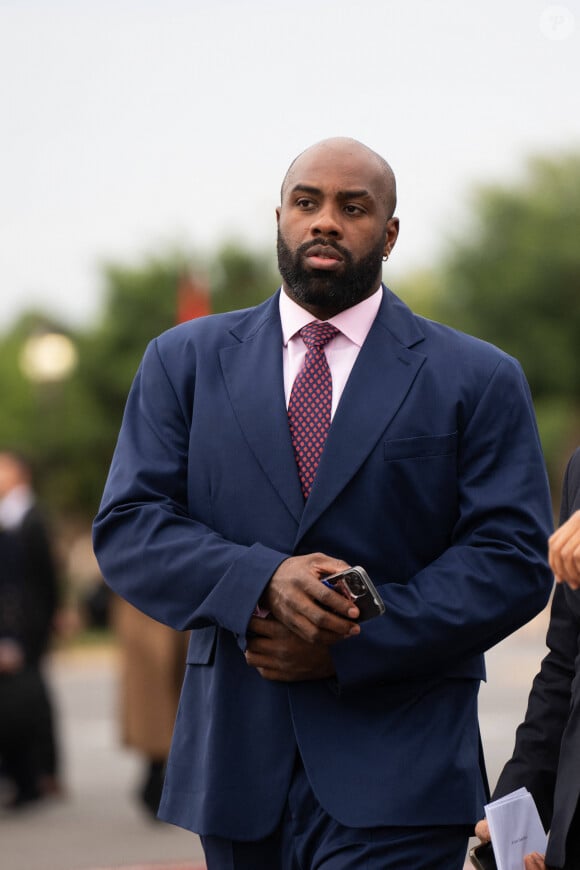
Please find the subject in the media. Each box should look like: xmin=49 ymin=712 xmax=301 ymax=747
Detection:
xmin=384 ymin=217 xmax=399 ymax=255
xmin=275 ymin=206 xmax=281 ymax=224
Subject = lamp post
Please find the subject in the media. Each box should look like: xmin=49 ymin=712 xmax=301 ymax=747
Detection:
xmin=17 ymin=328 xmax=79 ymax=483
xmin=17 ymin=329 xmax=82 ymax=639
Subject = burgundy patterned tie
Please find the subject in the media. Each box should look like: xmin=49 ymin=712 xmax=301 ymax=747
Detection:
xmin=288 ymin=321 xmax=340 ymax=499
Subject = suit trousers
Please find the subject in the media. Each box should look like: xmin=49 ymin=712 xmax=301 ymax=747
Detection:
xmin=201 ymin=754 xmax=471 ymax=870
xmin=0 ymin=667 xmax=51 ymax=799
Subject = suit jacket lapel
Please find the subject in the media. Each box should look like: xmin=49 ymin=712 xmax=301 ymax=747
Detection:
xmin=219 ymin=294 xmax=304 ymax=524
xmin=219 ymin=288 xmax=427 ymax=535
xmin=298 ymin=288 xmax=427 ymax=536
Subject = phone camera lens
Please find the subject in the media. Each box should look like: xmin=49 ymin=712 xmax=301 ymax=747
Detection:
xmin=346 ymin=573 xmax=366 ymax=597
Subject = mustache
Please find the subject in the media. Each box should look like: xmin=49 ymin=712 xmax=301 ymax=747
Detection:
xmin=298 ymin=239 xmax=352 ymax=261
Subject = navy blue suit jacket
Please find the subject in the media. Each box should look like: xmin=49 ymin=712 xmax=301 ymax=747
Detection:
xmin=93 ymin=286 xmax=553 ymax=839
xmin=494 ymin=448 xmax=580 ymax=868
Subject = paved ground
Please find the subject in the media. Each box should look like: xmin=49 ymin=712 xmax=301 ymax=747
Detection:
xmin=0 ymin=606 xmax=551 ymax=870
xmin=0 ymin=644 xmax=204 ymax=870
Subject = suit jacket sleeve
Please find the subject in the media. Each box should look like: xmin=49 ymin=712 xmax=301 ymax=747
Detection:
xmin=93 ymin=337 xmax=289 ymax=638
xmin=21 ymin=507 xmax=60 ymax=661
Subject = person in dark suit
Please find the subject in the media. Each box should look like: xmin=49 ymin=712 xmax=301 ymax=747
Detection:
xmin=476 ymin=447 xmax=580 ymax=870
xmin=0 ymin=450 xmax=62 ymax=807
xmin=93 ymin=137 xmax=553 ymax=869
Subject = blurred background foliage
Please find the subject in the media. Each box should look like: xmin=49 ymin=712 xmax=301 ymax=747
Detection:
xmin=397 ymin=151 xmax=580 ymax=498
xmin=0 ymin=152 xmax=578 ymax=537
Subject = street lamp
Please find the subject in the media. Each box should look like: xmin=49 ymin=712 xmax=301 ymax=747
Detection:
xmin=19 ymin=331 xmax=78 ymax=384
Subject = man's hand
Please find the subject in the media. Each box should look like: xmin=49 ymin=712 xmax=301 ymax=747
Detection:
xmin=550 ymin=510 xmax=580 ymax=589
xmin=523 ymin=854 xmax=546 ymax=869
xmin=475 ymin=819 xmax=546 ymax=869
xmin=261 ymin=553 xmax=361 ymax=644
xmin=245 ymin=616 xmax=336 ymax=682
xmin=474 ymin=819 xmax=490 ymax=842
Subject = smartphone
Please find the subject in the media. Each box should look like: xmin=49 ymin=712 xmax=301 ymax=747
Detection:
xmin=322 ymin=566 xmax=385 ymax=623
xmin=468 ymin=842 xmax=497 ymax=870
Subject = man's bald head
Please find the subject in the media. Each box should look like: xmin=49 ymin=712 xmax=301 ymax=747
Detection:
xmin=281 ymin=137 xmax=397 ymax=219
xmin=276 ymin=136 xmax=400 ymax=318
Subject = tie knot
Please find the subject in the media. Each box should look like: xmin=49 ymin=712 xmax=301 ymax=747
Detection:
xmin=299 ymin=322 xmax=340 ymax=351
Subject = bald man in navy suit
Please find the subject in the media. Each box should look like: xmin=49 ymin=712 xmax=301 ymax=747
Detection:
xmin=94 ymin=137 xmax=553 ymax=869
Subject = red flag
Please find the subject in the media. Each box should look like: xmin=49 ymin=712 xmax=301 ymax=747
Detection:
xmin=176 ymin=274 xmax=211 ymax=323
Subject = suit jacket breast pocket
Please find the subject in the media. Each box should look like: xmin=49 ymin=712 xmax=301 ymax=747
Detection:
xmin=383 ymin=432 xmax=458 ymax=462
xmin=382 ymin=433 xmax=458 ymax=553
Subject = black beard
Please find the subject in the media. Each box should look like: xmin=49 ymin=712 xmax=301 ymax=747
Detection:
xmin=277 ymin=230 xmax=386 ymax=313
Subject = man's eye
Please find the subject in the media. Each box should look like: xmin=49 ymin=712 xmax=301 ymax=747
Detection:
xmin=344 ymin=204 xmax=364 ymax=215
xmin=296 ymin=198 xmax=314 ymax=209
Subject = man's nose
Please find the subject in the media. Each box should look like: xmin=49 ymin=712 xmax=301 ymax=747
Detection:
xmin=310 ymin=205 xmax=343 ymax=238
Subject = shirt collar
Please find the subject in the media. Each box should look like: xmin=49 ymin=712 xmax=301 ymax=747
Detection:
xmin=279 ymin=284 xmax=383 ymax=347
xmin=0 ymin=485 xmax=35 ymax=530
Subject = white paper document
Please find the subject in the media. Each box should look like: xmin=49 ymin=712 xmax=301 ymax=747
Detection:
xmin=485 ymin=787 xmax=548 ymax=870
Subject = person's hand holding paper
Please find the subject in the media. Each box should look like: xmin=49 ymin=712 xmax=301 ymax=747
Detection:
xmin=481 ymin=787 xmax=547 ymax=870
xmin=523 ymin=852 xmax=546 ymax=869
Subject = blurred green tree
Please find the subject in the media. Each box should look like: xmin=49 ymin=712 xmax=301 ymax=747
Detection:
xmin=209 ymin=241 xmax=279 ymax=313
xmin=2 ymin=152 xmax=579 ymax=524
xmin=0 ymin=243 xmax=278 ymax=522
xmin=433 ymin=152 xmax=580 ymax=492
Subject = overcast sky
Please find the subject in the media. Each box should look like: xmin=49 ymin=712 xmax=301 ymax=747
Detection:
xmin=1 ymin=0 xmax=579 ymax=331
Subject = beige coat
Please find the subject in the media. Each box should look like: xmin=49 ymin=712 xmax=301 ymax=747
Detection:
xmin=113 ymin=596 xmax=189 ymax=759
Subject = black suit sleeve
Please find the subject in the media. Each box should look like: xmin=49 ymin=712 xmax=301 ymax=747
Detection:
xmin=560 ymin=447 xmax=580 ymax=525
xmin=492 ymin=583 xmax=579 ymax=829
xmin=492 ymin=448 xmax=580 ymax=831
xmin=19 ymin=507 xmax=60 ymax=662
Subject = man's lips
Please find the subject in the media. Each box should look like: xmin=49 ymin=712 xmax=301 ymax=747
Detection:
xmin=303 ymin=244 xmax=344 ymax=269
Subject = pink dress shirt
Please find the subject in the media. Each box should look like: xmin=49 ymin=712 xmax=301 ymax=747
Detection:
xmin=279 ymin=284 xmax=383 ymax=418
